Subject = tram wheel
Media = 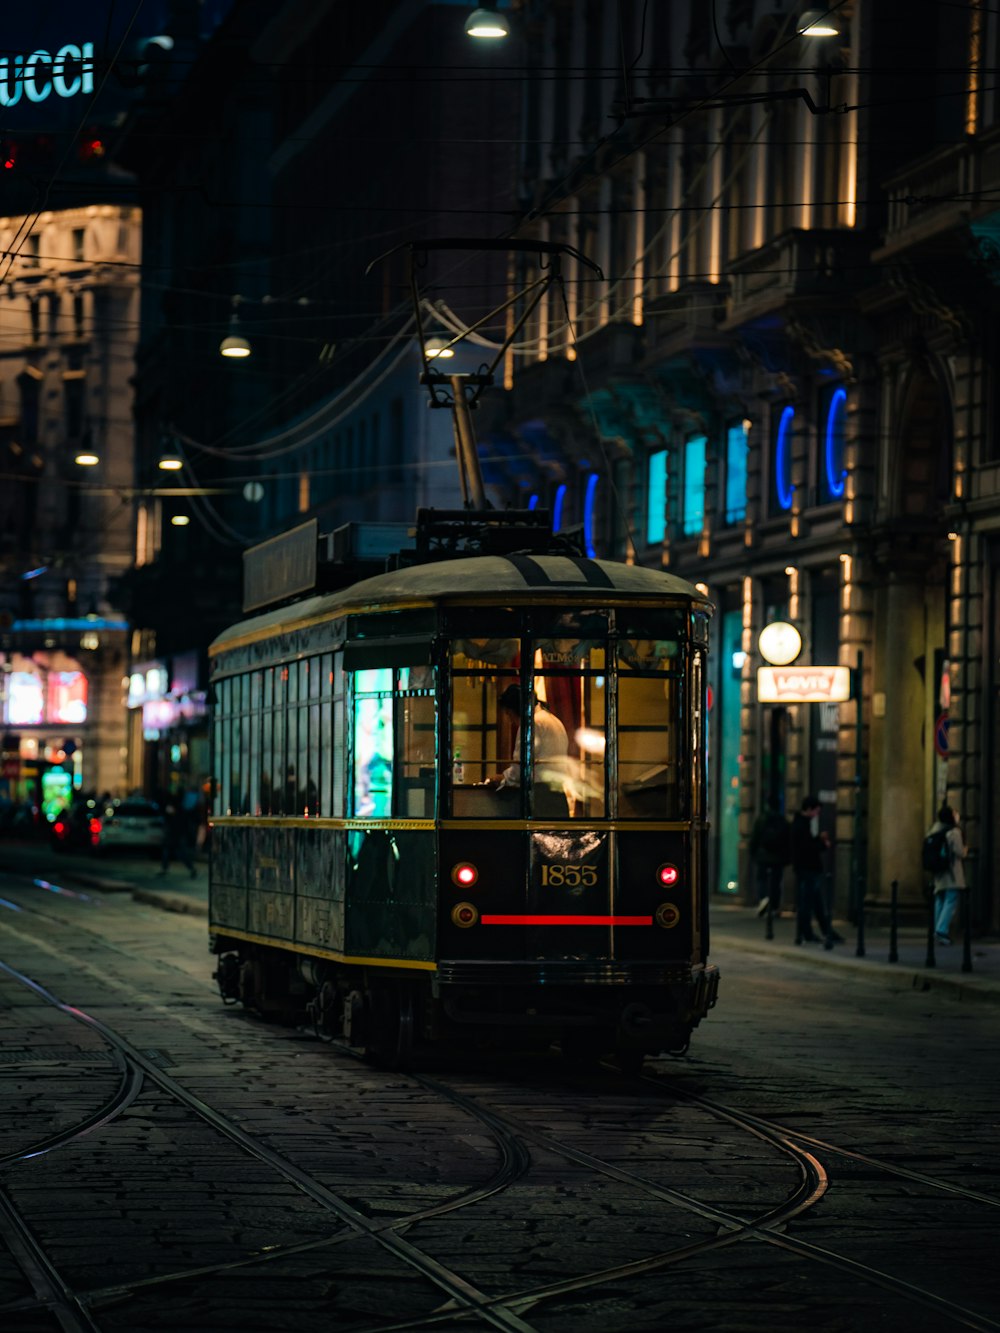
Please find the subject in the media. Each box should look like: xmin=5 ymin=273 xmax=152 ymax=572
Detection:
xmin=367 ymin=982 xmax=415 ymax=1070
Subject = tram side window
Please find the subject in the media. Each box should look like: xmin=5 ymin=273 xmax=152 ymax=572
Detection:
xmin=259 ymin=667 xmax=274 ymax=814
xmin=248 ymin=671 xmax=261 ymax=815
xmin=396 ymin=667 xmax=436 ymax=817
xmin=230 ymin=675 xmax=244 ymax=815
xmin=217 ymin=678 xmax=231 ymax=815
xmin=617 ymin=639 xmax=684 ymax=819
xmin=532 ymin=637 xmax=607 ymax=819
xmin=272 ymin=667 xmax=286 ymax=815
xmin=352 ymin=668 xmax=393 ymax=817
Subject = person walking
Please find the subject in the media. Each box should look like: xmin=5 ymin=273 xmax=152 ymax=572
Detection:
xmin=158 ymin=787 xmax=196 ymax=877
xmin=749 ymin=800 xmax=790 ymax=917
xmin=790 ymin=794 xmax=843 ymax=948
xmin=927 ymin=803 xmax=966 ymax=945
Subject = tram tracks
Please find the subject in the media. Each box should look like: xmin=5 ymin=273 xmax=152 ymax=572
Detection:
xmin=2 ymin=888 xmax=998 ymax=1333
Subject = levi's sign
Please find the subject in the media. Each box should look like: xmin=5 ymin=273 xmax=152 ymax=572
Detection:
xmin=1 ymin=44 xmax=94 ymax=106
xmin=757 ymin=665 xmax=851 ymax=704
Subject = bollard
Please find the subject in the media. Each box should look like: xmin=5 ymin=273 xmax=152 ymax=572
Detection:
xmin=925 ymin=886 xmax=936 ymax=968
xmin=961 ymin=891 xmax=973 ymax=974
xmin=888 ymin=879 xmax=898 ymax=963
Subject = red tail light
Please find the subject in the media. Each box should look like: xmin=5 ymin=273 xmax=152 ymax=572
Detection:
xmin=657 ymin=863 xmax=679 ymax=887
xmin=451 ymin=862 xmax=479 ymax=888
xmin=54 ymin=821 xmax=66 ymax=836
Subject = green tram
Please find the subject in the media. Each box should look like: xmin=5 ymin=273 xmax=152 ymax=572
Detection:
xmin=209 ymin=522 xmax=719 ymax=1069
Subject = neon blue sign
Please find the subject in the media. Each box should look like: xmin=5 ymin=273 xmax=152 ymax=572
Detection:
xmin=0 ymin=44 xmax=95 ymax=107
xmin=775 ymin=405 xmax=794 ymax=511
xmin=824 ymin=388 xmax=847 ymax=500
xmin=583 ymin=473 xmax=599 ymax=557
xmin=552 ymin=483 xmax=566 ymax=533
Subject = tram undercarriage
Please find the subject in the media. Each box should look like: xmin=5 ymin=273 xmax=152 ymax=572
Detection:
xmin=213 ymin=938 xmax=720 ymax=1071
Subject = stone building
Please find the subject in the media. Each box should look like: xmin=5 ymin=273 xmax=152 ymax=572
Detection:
xmin=470 ymin=0 xmax=1000 ymax=930
xmin=0 ymin=204 xmax=141 ymax=810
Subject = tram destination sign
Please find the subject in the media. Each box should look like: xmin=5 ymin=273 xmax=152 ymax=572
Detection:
xmin=243 ymin=519 xmax=318 ymax=613
xmin=757 ymin=664 xmax=851 ymax=704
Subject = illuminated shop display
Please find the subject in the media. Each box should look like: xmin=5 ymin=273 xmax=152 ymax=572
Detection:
xmin=47 ymin=671 xmax=88 ymax=724
xmin=2 ymin=654 xmax=89 ymax=726
xmin=8 ymin=672 xmax=44 ymax=724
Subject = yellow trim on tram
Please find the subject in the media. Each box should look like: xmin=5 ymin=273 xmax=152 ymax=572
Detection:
xmin=209 ymin=926 xmax=438 ymax=971
xmin=210 ymin=815 xmax=691 ymax=833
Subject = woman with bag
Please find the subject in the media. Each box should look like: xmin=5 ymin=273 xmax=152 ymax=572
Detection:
xmin=927 ymin=804 xmax=965 ymax=945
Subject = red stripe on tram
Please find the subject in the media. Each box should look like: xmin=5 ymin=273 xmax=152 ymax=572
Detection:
xmin=480 ymin=914 xmax=653 ymax=927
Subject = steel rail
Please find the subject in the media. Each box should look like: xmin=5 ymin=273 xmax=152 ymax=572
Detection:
xmin=0 ymin=957 xmax=539 ymax=1333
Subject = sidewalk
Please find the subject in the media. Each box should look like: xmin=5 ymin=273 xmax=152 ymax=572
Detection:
xmin=3 ymin=838 xmax=999 ymax=1007
xmin=0 ymin=838 xmax=209 ymax=917
xmin=710 ymin=901 xmax=1000 ymax=1007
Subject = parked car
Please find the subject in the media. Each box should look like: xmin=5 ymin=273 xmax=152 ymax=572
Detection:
xmin=52 ymin=798 xmax=165 ymax=856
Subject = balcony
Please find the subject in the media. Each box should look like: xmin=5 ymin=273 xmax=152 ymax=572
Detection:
xmin=724 ymin=229 xmax=873 ymax=330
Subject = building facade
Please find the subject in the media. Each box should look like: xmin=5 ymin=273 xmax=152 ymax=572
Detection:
xmin=471 ymin=0 xmax=1000 ymax=931
xmin=0 ymin=204 xmax=141 ymax=813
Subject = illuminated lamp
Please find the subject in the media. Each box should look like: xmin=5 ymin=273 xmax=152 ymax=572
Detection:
xmin=171 ymin=514 xmax=190 ymax=527
xmin=451 ymin=862 xmax=479 ymax=888
xmin=758 ymin=621 xmax=802 ymax=666
xmin=75 ymin=452 xmax=99 ymax=466
xmin=220 ymin=313 xmax=251 ymax=358
xmin=424 ymin=336 xmax=455 ymax=359
xmin=657 ymin=864 xmax=679 ymax=888
xmin=451 ymin=902 xmax=479 ymax=928
xmin=158 ymin=455 xmax=183 ymax=471
xmin=465 ymin=5 xmax=510 ymax=38
xmin=797 ymin=9 xmax=840 ymax=37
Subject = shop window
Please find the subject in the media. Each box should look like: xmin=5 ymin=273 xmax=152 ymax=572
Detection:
xmin=47 ymin=671 xmax=87 ymax=724
xmin=9 ymin=670 xmax=44 ymax=724
xmin=646 ymin=448 xmax=667 ymax=544
xmin=682 ymin=434 xmax=707 ymax=536
xmin=724 ymin=421 xmax=749 ymax=524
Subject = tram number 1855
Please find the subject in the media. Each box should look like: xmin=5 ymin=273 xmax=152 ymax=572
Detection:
xmin=539 ymin=863 xmax=598 ymax=888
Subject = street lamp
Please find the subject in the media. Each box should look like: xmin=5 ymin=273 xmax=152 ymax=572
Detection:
xmin=424 ymin=336 xmax=455 ymax=359
xmin=797 ymin=9 xmax=841 ymax=37
xmin=465 ymin=5 xmax=509 ymax=39
xmin=220 ymin=311 xmax=251 ymax=358
xmin=75 ymin=451 xmax=99 ymax=466
xmin=158 ymin=454 xmax=183 ymax=471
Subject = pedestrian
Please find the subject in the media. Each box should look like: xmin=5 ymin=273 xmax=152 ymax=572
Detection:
xmin=749 ymin=799 xmax=790 ymax=917
xmin=790 ymin=794 xmax=843 ymax=948
xmin=158 ymin=787 xmax=196 ymax=877
xmin=926 ymin=803 xmax=965 ymax=945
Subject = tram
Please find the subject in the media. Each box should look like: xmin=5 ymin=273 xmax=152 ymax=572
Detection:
xmin=208 ymin=509 xmax=720 ymax=1069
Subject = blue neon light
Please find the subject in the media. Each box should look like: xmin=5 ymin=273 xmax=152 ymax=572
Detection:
xmin=527 ymin=494 xmax=539 ymax=511
xmin=553 ymin=483 xmax=566 ymax=533
xmin=583 ymin=473 xmax=599 ymax=558
xmin=776 ymin=406 xmax=794 ymax=511
xmin=825 ymin=388 xmax=847 ymax=499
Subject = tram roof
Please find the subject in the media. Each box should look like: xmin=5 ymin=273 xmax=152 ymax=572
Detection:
xmin=212 ymin=554 xmax=711 ymax=654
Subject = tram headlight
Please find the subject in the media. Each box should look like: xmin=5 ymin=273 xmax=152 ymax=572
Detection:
xmin=451 ymin=902 xmax=479 ymax=928
xmin=657 ymin=863 xmax=679 ymax=888
xmin=451 ymin=862 xmax=479 ymax=888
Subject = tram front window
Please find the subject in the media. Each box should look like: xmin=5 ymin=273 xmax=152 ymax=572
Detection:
xmin=449 ymin=634 xmax=605 ymax=819
xmin=617 ymin=638 xmax=684 ymax=819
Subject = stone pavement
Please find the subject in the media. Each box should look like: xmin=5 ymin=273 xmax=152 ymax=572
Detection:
xmin=2 ymin=836 xmax=998 ymax=1006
